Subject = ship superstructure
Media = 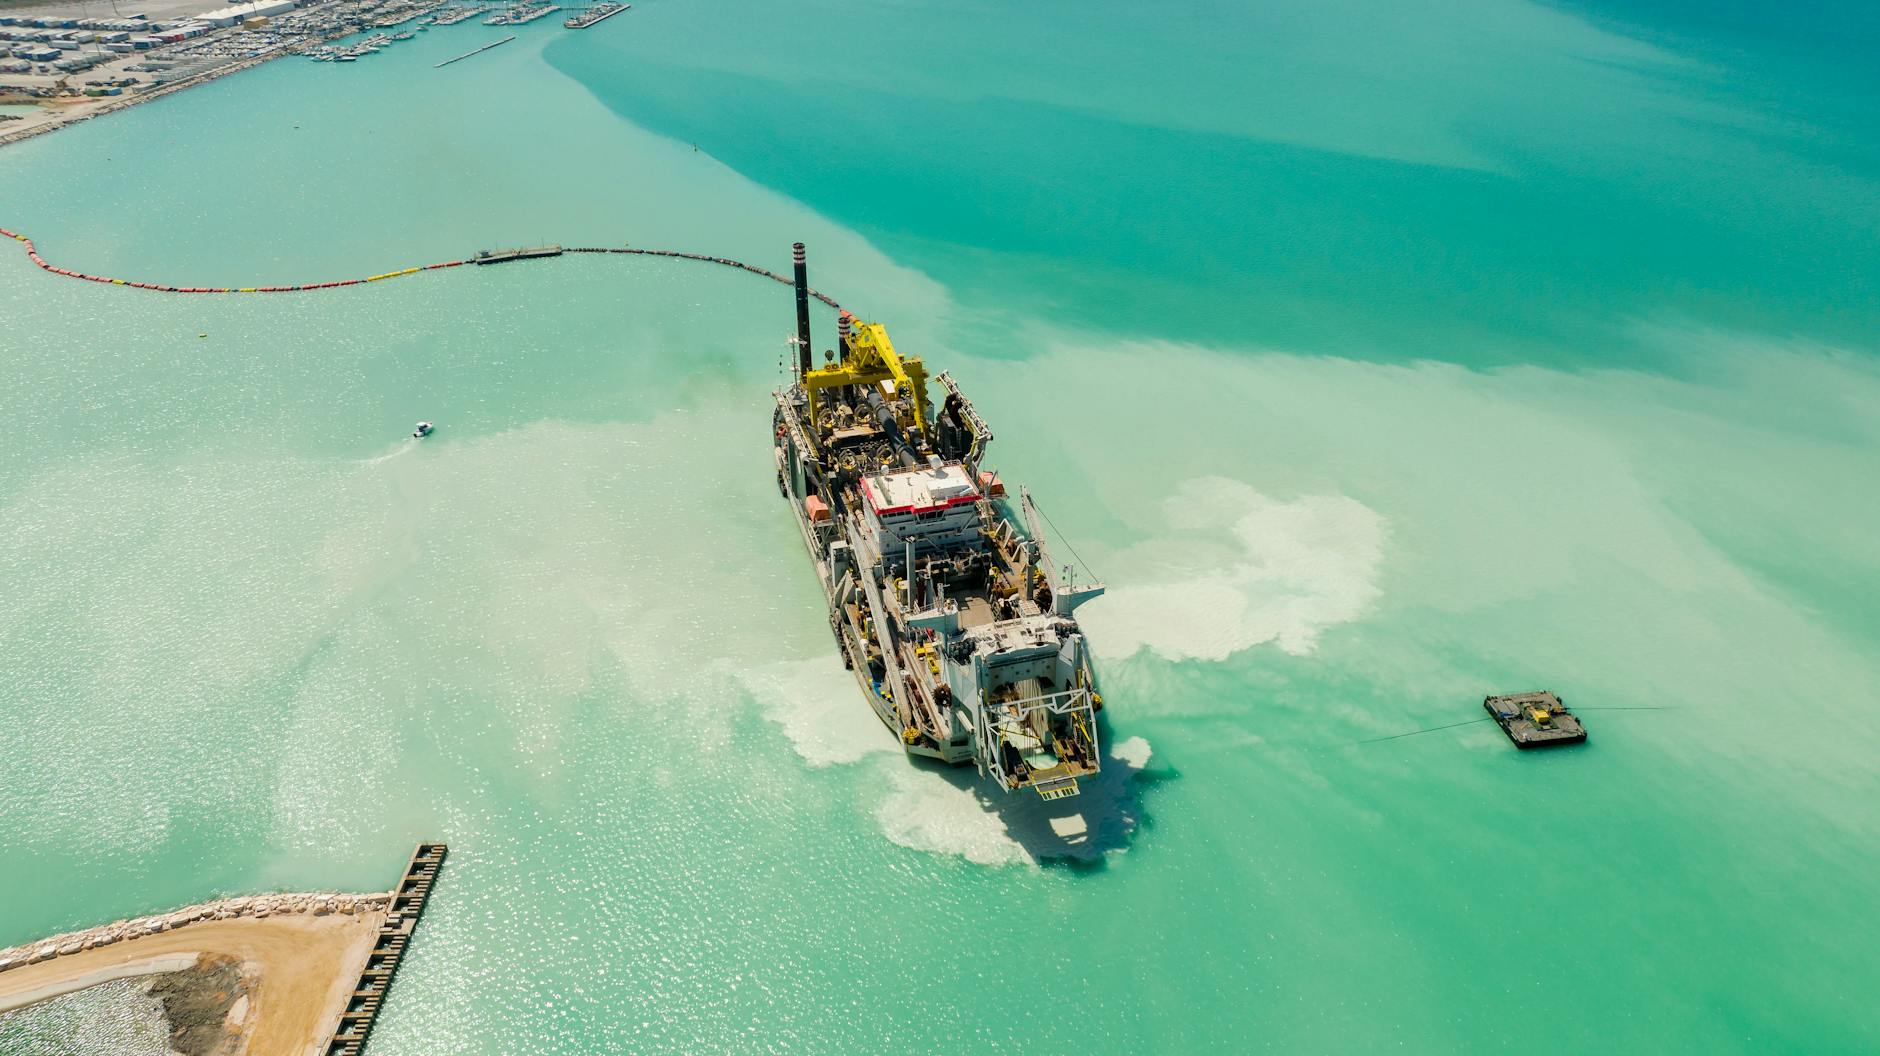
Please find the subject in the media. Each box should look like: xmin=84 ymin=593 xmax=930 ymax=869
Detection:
xmin=772 ymin=244 xmax=1106 ymax=799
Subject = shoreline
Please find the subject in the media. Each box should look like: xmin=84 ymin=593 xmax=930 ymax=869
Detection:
xmin=0 ymin=889 xmax=393 ymax=977
xmin=0 ymin=0 xmax=442 ymax=152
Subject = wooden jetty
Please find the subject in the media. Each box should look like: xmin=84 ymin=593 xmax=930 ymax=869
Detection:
xmin=322 ymin=843 xmax=447 ymax=1056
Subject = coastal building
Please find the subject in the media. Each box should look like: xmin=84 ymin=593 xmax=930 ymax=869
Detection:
xmin=197 ymin=1 xmax=296 ymax=28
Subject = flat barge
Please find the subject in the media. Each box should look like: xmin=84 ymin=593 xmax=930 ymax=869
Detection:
xmin=484 ymin=2 xmax=558 ymax=24
xmin=473 ymin=244 xmax=562 ymax=264
xmin=322 ymin=843 xmax=447 ymax=1056
xmin=1485 ymin=691 xmax=1586 ymax=749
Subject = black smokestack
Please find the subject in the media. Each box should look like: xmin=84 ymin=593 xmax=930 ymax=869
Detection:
xmin=837 ymin=310 xmax=852 ymax=361
xmin=792 ymin=243 xmax=813 ymax=375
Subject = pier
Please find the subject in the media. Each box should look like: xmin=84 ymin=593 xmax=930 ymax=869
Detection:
xmin=434 ymin=34 xmax=514 ymax=68
xmin=431 ymin=4 xmax=492 ymax=25
xmin=321 ymin=843 xmax=447 ymax=1056
xmin=484 ymin=2 xmax=559 ymax=25
xmin=564 ymin=2 xmax=627 ymax=29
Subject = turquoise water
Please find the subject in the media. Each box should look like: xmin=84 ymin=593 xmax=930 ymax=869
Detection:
xmin=2 ymin=2 xmax=1877 ymax=1052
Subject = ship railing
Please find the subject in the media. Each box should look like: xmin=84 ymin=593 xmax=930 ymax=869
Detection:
xmin=772 ymin=390 xmax=818 ymax=464
xmin=973 ymin=686 xmax=1101 ymax=792
xmin=934 ymin=371 xmax=992 ymax=464
xmin=857 ymin=565 xmax=912 ymax=729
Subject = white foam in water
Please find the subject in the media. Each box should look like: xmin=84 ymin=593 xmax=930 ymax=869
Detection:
xmin=874 ymin=766 xmax=1032 ymax=867
xmin=354 ymin=439 xmax=418 ymax=466
xmin=871 ymin=735 xmax=1156 ymax=866
xmin=740 ymin=656 xmax=899 ymax=767
xmin=1110 ymin=734 xmax=1153 ymax=770
xmin=1079 ymin=476 xmax=1386 ymax=662
xmin=746 ymin=658 xmax=1158 ymax=866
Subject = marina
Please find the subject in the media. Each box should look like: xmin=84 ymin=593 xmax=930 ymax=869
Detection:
xmin=485 ymin=2 xmax=559 ymax=26
xmin=1 ymin=0 xmax=632 ymax=136
xmin=0 ymin=0 xmax=462 ymax=138
xmin=429 ymin=4 xmax=493 ymax=24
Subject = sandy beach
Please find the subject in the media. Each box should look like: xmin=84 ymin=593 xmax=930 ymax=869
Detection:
xmin=0 ymin=910 xmax=384 ymax=1055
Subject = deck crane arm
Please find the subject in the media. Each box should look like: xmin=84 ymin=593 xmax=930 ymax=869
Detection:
xmin=801 ymin=321 xmax=932 ymax=448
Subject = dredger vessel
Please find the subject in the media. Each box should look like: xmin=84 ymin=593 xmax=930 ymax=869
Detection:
xmin=771 ymin=244 xmax=1106 ymax=800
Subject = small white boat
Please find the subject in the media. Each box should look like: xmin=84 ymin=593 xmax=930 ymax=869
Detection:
xmin=413 ymin=421 xmax=434 ymax=438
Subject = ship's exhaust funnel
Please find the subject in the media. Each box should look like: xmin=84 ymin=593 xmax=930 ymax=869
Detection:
xmin=792 ymin=243 xmax=813 ymax=376
xmin=837 ymin=310 xmax=852 ymax=361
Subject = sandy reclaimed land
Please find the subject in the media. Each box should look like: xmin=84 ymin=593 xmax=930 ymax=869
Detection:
xmin=0 ymin=910 xmax=384 ymax=1056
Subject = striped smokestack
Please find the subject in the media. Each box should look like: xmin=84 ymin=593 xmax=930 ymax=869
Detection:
xmin=792 ymin=243 xmax=813 ymax=376
xmin=837 ymin=310 xmax=852 ymax=360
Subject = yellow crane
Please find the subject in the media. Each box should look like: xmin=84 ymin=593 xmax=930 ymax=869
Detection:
xmin=801 ymin=316 xmax=932 ymax=450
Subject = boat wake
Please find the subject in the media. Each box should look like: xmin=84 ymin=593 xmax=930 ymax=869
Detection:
xmin=879 ymin=735 xmax=1155 ymax=867
xmin=355 ymin=439 xmax=417 ymax=466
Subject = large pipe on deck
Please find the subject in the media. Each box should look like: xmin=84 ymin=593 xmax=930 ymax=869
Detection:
xmin=792 ymin=242 xmax=813 ymax=376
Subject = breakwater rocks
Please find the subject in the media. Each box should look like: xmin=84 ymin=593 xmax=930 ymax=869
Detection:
xmin=0 ymin=892 xmax=393 ymax=975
